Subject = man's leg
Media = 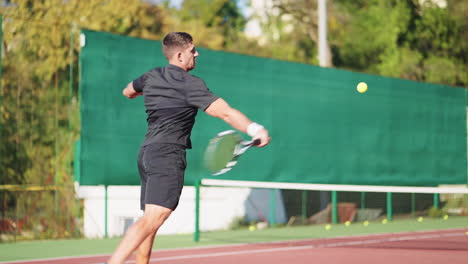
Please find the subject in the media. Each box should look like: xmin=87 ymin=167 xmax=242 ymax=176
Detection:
xmin=108 ymin=204 xmax=172 ymax=264
xmin=135 ymin=228 xmax=157 ymax=264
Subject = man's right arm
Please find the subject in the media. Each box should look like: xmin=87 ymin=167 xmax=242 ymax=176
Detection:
xmin=122 ymin=82 xmax=142 ymax=99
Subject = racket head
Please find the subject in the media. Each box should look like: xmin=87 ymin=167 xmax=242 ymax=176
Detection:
xmin=204 ymin=130 xmax=241 ymax=174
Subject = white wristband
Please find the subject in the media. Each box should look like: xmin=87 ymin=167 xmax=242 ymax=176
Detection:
xmin=247 ymin=122 xmax=264 ymax=137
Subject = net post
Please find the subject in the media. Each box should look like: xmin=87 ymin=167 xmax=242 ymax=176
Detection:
xmin=104 ymin=185 xmax=108 ymax=238
xmin=15 ymin=195 xmax=18 ymax=242
xmin=466 ymin=88 xmax=468 ymax=186
xmin=194 ymin=180 xmax=201 ymax=242
xmin=386 ymin=192 xmax=393 ymax=221
xmin=301 ymin=190 xmax=307 ymax=224
xmin=433 ymin=193 xmax=439 ymax=209
xmin=269 ymin=189 xmax=276 ymax=226
xmin=331 ymin=191 xmax=338 ymax=224
xmin=74 ymin=140 xmax=81 ymax=237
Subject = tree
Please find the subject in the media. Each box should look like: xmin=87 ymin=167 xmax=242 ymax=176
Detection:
xmin=268 ymin=0 xmax=342 ymax=66
xmin=175 ymin=0 xmax=247 ymax=49
xmin=334 ymin=0 xmax=466 ymax=86
xmin=126 ymin=2 xmax=171 ymax=40
xmin=0 ymin=0 xmax=152 ymax=239
xmin=248 ymin=0 xmax=466 ymax=86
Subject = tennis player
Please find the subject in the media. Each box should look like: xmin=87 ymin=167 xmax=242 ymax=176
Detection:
xmin=108 ymin=32 xmax=270 ymax=264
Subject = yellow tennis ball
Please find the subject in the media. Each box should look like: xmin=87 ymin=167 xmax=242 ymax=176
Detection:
xmin=363 ymin=221 xmax=369 ymax=226
xmin=345 ymin=221 xmax=351 ymax=226
xmin=443 ymin=215 xmax=449 ymax=220
xmin=382 ymin=219 xmax=388 ymax=224
xmin=325 ymin=224 xmax=332 ymax=230
xmin=417 ymin=217 xmax=424 ymax=222
xmin=248 ymin=225 xmax=256 ymax=231
xmin=357 ymin=82 xmax=368 ymax=93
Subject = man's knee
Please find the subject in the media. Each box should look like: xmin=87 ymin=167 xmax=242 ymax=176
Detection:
xmin=141 ymin=204 xmax=173 ymax=231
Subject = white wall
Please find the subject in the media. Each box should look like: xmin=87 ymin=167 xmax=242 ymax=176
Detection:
xmin=77 ymin=185 xmax=286 ymax=238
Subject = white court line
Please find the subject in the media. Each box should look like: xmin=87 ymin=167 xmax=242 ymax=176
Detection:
xmin=121 ymin=232 xmax=467 ymax=263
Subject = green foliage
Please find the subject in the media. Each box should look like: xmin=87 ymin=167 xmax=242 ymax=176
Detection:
xmin=266 ymin=0 xmax=322 ymax=64
xmin=267 ymin=0 xmax=466 ymax=86
xmin=174 ymin=0 xmax=247 ymax=49
xmin=423 ymin=55 xmax=460 ymax=84
xmin=126 ymin=2 xmax=171 ymax=40
xmin=340 ymin=1 xmax=412 ymax=73
xmin=0 ymin=0 xmax=151 ymax=240
xmin=333 ymin=0 xmax=466 ymax=86
xmin=411 ymin=6 xmax=462 ymax=55
xmin=0 ymin=0 xmax=144 ymax=187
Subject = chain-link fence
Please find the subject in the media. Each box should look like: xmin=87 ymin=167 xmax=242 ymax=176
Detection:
xmin=0 ymin=14 xmax=82 ymax=241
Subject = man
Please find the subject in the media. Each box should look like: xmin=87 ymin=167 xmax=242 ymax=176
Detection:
xmin=108 ymin=32 xmax=270 ymax=264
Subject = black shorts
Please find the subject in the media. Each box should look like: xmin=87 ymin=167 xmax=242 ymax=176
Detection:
xmin=137 ymin=143 xmax=186 ymax=211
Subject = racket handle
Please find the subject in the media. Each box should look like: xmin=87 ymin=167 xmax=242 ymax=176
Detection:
xmin=252 ymin=139 xmax=261 ymax=146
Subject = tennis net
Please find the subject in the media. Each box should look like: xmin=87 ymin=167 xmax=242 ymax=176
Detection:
xmin=194 ymin=179 xmax=468 ymax=241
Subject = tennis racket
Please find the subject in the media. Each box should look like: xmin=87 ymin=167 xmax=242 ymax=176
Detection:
xmin=204 ymin=130 xmax=260 ymax=175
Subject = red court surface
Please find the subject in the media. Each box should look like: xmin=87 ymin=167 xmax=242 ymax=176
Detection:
xmin=2 ymin=228 xmax=468 ymax=264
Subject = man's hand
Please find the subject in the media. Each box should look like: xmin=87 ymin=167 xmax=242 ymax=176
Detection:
xmin=127 ymin=92 xmax=142 ymax=99
xmin=253 ymin=128 xmax=270 ymax=147
xmin=123 ymin=82 xmax=142 ymax=99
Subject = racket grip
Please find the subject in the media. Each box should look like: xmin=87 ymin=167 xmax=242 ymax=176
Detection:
xmin=252 ymin=139 xmax=261 ymax=146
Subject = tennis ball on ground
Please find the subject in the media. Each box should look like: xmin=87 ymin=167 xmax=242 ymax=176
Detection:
xmin=248 ymin=225 xmax=256 ymax=232
xmin=417 ymin=217 xmax=424 ymax=222
xmin=443 ymin=214 xmax=449 ymax=220
xmin=357 ymin=82 xmax=368 ymax=93
xmin=345 ymin=221 xmax=351 ymax=226
xmin=382 ymin=219 xmax=388 ymax=224
xmin=363 ymin=221 xmax=369 ymax=226
xmin=325 ymin=224 xmax=332 ymax=230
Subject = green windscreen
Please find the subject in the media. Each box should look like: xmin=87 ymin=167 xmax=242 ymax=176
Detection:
xmin=78 ymin=29 xmax=467 ymax=186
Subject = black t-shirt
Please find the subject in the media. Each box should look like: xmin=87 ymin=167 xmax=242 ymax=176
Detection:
xmin=133 ymin=64 xmax=219 ymax=149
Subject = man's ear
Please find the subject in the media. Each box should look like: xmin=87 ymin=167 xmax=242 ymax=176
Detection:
xmin=176 ymin=51 xmax=183 ymax=62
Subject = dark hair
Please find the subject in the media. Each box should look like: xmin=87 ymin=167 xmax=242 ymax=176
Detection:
xmin=162 ymin=32 xmax=193 ymax=60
